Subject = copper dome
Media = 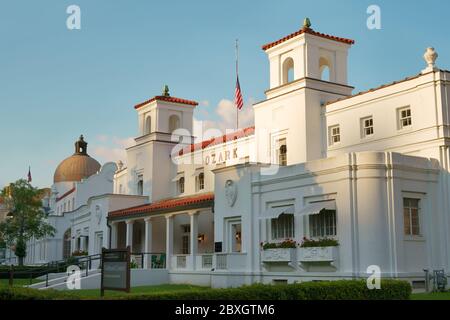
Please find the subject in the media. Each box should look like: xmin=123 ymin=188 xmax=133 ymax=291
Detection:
xmin=53 ymin=135 xmax=101 ymax=183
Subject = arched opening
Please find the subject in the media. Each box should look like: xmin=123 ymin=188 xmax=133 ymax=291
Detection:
xmin=145 ymin=116 xmax=151 ymax=135
xmin=63 ymin=229 xmax=71 ymax=259
xmin=319 ymin=57 xmax=331 ymax=82
xmin=169 ymin=115 xmax=181 ymax=133
xmin=279 ymin=144 xmax=287 ymax=166
xmin=282 ymin=57 xmax=294 ymax=85
xmin=178 ymin=177 xmax=185 ymax=194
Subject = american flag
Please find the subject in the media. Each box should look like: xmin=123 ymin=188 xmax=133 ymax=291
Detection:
xmin=27 ymin=166 xmax=32 ymax=183
xmin=235 ymin=76 xmax=244 ymax=110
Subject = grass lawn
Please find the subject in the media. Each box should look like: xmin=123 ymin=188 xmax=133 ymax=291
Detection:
xmin=411 ymin=291 xmax=450 ymax=300
xmin=61 ymin=284 xmax=206 ymax=299
xmin=0 ymin=278 xmax=40 ymax=287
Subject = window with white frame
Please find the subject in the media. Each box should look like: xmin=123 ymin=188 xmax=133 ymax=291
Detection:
xmin=362 ymin=116 xmax=374 ymax=138
xmin=309 ymin=210 xmax=337 ymax=238
xmin=403 ymin=198 xmax=420 ymax=236
xmin=196 ymin=172 xmax=205 ymax=191
xmin=271 ymin=213 xmax=294 ymax=240
xmin=276 ymin=138 xmax=287 ymax=166
xmin=178 ymin=177 xmax=185 ymax=194
xmin=329 ymin=125 xmax=340 ymax=146
xmin=137 ymin=174 xmax=144 ymax=196
xmin=399 ymin=107 xmax=412 ymax=129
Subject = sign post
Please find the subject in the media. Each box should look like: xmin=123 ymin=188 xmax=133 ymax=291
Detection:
xmin=100 ymin=246 xmax=131 ymax=297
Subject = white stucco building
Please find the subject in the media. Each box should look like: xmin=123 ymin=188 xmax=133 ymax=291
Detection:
xmin=21 ymin=20 xmax=450 ymax=290
xmin=107 ymin=20 xmax=450 ymax=288
xmin=24 ymin=136 xmax=146 ymax=265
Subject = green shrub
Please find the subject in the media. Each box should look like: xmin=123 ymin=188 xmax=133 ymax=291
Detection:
xmin=300 ymin=237 xmax=339 ymax=248
xmin=0 ymin=279 xmax=411 ymax=300
xmin=0 ymin=286 xmax=78 ymax=300
xmin=117 ymin=280 xmax=410 ymax=301
xmin=262 ymin=239 xmax=297 ymax=250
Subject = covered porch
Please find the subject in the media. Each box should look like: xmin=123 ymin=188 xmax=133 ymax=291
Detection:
xmin=108 ymin=193 xmax=245 ymax=272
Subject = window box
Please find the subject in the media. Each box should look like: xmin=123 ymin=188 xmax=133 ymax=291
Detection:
xmin=299 ymin=246 xmax=338 ymax=263
xmin=262 ymin=248 xmax=296 ymax=265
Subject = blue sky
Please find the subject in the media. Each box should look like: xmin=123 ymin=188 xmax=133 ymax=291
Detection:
xmin=1 ymin=0 xmax=449 ymax=188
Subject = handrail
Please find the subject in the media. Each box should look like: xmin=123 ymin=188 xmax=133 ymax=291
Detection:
xmin=0 ymin=253 xmax=103 ymax=287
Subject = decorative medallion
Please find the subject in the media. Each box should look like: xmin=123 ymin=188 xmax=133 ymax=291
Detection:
xmin=95 ymin=205 xmax=102 ymax=225
xmin=225 ymin=180 xmax=237 ymax=207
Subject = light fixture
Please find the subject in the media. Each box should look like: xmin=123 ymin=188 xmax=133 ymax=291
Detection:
xmin=197 ymin=234 xmax=205 ymax=242
xmin=235 ymin=232 xmax=241 ymax=241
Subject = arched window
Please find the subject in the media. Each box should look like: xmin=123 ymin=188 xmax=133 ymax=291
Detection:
xmin=169 ymin=115 xmax=180 ymax=133
xmin=282 ymin=58 xmax=294 ymax=84
xmin=319 ymin=57 xmax=331 ymax=82
xmin=179 ymin=177 xmax=185 ymax=194
xmin=279 ymin=144 xmax=287 ymax=166
xmin=145 ymin=116 xmax=151 ymax=135
xmin=197 ymin=173 xmax=205 ymax=191
xmin=63 ymin=229 xmax=71 ymax=259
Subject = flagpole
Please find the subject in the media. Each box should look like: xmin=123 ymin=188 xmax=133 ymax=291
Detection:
xmin=235 ymin=39 xmax=239 ymax=130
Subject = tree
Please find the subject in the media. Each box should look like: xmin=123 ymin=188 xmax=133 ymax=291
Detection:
xmin=0 ymin=179 xmax=55 ymax=266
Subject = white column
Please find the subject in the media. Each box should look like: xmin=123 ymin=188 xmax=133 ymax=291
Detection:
xmin=165 ymin=215 xmax=174 ymax=270
xmin=110 ymin=222 xmax=118 ymax=249
xmin=126 ymin=220 xmax=134 ymax=251
xmin=144 ymin=218 xmax=153 ymax=269
xmin=189 ymin=212 xmax=199 ymax=270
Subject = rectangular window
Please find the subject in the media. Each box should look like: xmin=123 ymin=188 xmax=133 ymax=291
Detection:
xmin=137 ymin=174 xmax=144 ymax=196
xmin=362 ymin=117 xmax=374 ymax=138
xmin=196 ymin=173 xmax=205 ymax=191
xmin=271 ymin=214 xmax=294 ymax=240
xmin=399 ymin=107 xmax=412 ymax=129
xmin=403 ymin=198 xmax=420 ymax=236
xmin=178 ymin=177 xmax=185 ymax=194
xmin=309 ymin=210 xmax=337 ymax=238
xmin=276 ymin=138 xmax=287 ymax=166
xmin=329 ymin=125 xmax=340 ymax=146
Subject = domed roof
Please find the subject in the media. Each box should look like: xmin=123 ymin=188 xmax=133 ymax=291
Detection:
xmin=53 ymin=135 xmax=101 ymax=183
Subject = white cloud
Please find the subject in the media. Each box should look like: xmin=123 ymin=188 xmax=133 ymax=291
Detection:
xmin=90 ymin=136 xmax=135 ymax=165
xmin=194 ymin=98 xmax=255 ymax=141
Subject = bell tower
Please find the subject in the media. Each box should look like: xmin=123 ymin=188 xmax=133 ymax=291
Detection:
xmin=124 ymin=87 xmax=198 ymax=201
xmin=264 ymin=18 xmax=353 ymax=89
xmin=255 ymin=19 xmax=355 ymax=165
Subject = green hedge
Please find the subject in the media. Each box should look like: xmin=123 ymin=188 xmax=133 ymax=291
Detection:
xmin=117 ymin=280 xmax=411 ymax=300
xmin=0 ymin=280 xmax=411 ymax=300
xmin=0 ymin=287 xmax=78 ymax=300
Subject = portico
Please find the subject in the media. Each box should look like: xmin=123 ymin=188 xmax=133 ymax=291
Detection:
xmin=108 ymin=193 xmax=215 ymax=271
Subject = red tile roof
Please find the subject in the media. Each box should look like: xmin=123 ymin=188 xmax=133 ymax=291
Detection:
xmin=262 ymin=26 xmax=355 ymax=51
xmin=134 ymin=95 xmax=199 ymax=109
xmin=178 ymin=126 xmax=255 ymax=156
xmin=109 ymin=193 xmax=214 ymax=218
xmin=56 ymin=187 xmax=76 ymax=202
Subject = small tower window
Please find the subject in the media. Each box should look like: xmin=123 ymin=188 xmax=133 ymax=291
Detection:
xmin=276 ymin=138 xmax=287 ymax=166
xmin=145 ymin=116 xmax=151 ymax=135
xmin=282 ymin=58 xmax=294 ymax=85
xmin=319 ymin=57 xmax=331 ymax=82
xmin=169 ymin=115 xmax=181 ymax=133
xmin=137 ymin=174 xmax=144 ymax=196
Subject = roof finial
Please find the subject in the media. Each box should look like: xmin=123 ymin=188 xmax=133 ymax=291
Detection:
xmin=163 ymin=85 xmax=170 ymax=97
xmin=303 ymin=17 xmax=312 ymax=30
xmin=422 ymin=47 xmax=438 ymax=74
